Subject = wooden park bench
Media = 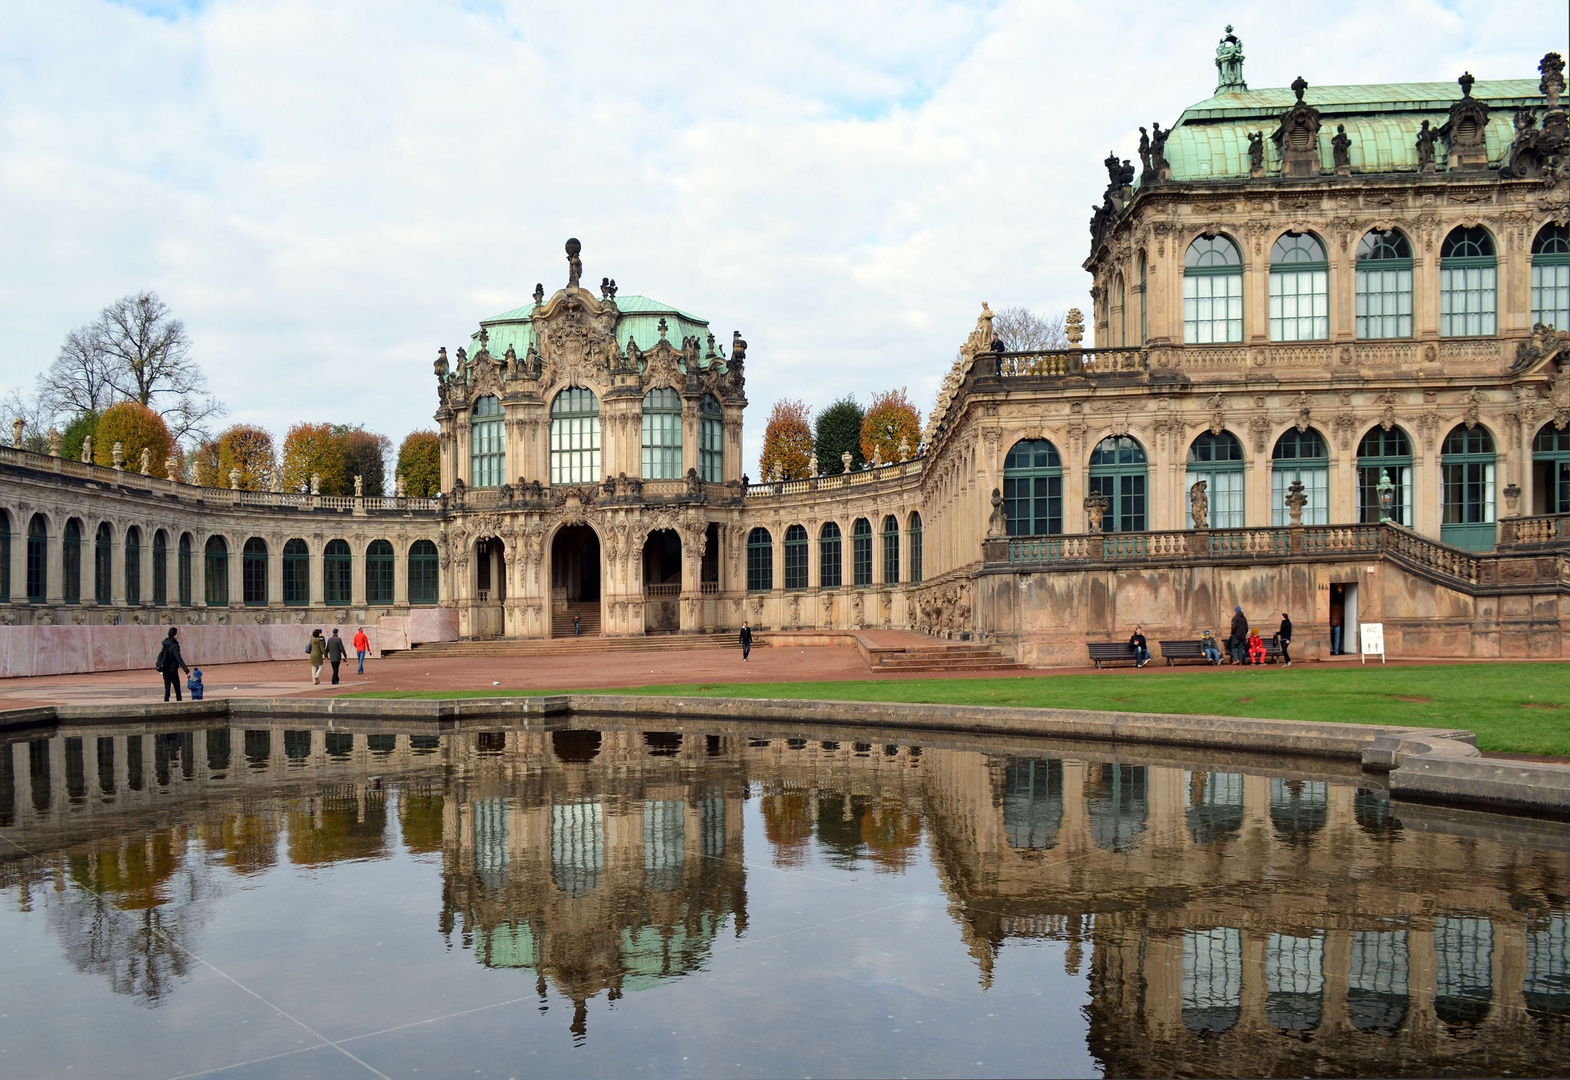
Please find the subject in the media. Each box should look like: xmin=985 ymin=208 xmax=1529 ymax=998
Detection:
xmin=1228 ymin=639 xmax=1287 ymax=665
xmin=1158 ymin=640 xmax=1221 ymax=666
xmin=1087 ymin=641 xmax=1138 ymax=668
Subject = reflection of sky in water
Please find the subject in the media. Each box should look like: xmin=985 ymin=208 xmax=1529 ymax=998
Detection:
xmin=1 ymin=728 xmax=1569 ymax=1078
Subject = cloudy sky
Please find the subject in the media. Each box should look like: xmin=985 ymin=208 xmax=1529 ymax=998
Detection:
xmin=1 ymin=0 xmax=1563 ymax=472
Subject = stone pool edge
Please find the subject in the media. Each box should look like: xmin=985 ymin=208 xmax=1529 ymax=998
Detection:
xmin=4 ymin=694 xmax=1569 ymax=819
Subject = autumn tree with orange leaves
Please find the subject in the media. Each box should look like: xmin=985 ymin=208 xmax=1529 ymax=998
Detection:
xmin=860 ymin=388 xmax=921 ymax=465
xmin=758 ymin=399 xmax=813 ymax=481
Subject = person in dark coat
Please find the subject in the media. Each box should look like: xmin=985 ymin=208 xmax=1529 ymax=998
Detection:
xmin=1228 ymin=606 xmax=1249 ymax=664
xmin=1128 ymin=625 xmax=1150 ymax=667
xmin=1276 ymin=612 xmax=1293 ymax=667
xmin=325 ymin=629 xmax=348 ymax=685
xmin=740 ymin=621 xmax=753 ymax=661
xmin=156 ymin=627 xmax=190 ymax=702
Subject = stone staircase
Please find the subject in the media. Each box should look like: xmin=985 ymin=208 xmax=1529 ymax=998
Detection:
xmin=863 ymin=640 xmax=1028 ymax=674
xmin=550 ymin=603 xmax=602 ymax=639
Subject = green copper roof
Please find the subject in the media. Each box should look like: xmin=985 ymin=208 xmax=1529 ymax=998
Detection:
xmin=471 ymin=294 xmax=712 ymax=363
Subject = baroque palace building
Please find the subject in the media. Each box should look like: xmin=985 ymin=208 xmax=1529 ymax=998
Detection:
xmin=0 ymin=35 xmax=1566 ymax=667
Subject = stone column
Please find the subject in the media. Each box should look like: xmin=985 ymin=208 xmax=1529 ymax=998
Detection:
xmin=1415 ymin=240 xmax=1441 ymax=342
xmin=351 ymin=540 xmax=367 ymax=607
xmin=309 ymin=537 xmax=326 ymax=607
xmin=267 ymin=534 xmax=284 ymax=609
xmin=110 ymin=531 xmax=125 ymax=607
xmin=227 ymin=533 xmax=242 ymax=610
xmin=394 ymin=534 xmax=409 ymax=606
xmin=46 ymin=521 xmax=63 ymax=605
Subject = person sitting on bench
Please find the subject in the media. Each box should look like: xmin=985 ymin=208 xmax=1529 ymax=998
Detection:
xmin=1128 ymin=626 xmax=1150 ymax=668
xmin=1200 ymin=629 xmax=1221 ymax=665
xmin=1247 ymin=629 xmax=1266 ymax=665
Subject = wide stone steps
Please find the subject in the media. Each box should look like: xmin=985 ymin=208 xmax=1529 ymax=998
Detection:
xmin=407 ymin=633 xmax=739 ymax=658
xmin=866 ymin=642 xmax=1027 ymax=674
xmin=550 ymin=605 xmax=602 ymax=639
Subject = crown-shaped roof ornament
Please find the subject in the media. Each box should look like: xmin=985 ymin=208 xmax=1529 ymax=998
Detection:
xmin=1214 ymin=25 xmax=1246 ymax=93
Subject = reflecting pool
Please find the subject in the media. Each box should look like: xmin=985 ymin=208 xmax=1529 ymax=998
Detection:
xmin=2 ymin=719 xmax=1569 ymax=1078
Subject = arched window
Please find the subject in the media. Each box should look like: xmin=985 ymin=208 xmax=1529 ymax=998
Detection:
xmin=324 ymin=539 xmax=352 ymax=605
xmin=1186 ymin=431 xmax=1245 ymax=528
xmin=1356 ymin=229 xmax=1413 ymax=339
xmin=409 ymin=539 xmax=439 ymax=605
xmin=641 ymin=387 xmax=683 ymax=479
xmin=1003 ymin=439 xmax=1063 ymax=536
xmin=746 ymin=528 xmax=772 ymax=592
xmin=1270 ymin=778 xmax=1328 ymax=841
xmin=550 ymin=387 xmax=601 ymax=485
xmin=1435 ymin=917 xmax=1494 ymax=1028
xmin=26 ymin=515 xmax=46 ymax=603
xmin=1532 ymin=224 xmax=1570 ymax=331
xmin=783 ymin=525 xmax=809 ymax=591
xmin=1272 ymin=428 xmax=1330 ymax=526
xmin=0 ymin=511 xmax=10 ymax=603
xmin=1183 ymin=235 xmax=1243 ymax=344
xmin=1136 ymin=254 xmax=1148 ymax=345
xmin=177 ymin=534 xmax=193 ymax=605
xmin=1533 ymin=423 xmax=1570 ymax=514
xmin=851 ymin=518 xmax=873 ymax=587
xmin=1270 ymin=233 xmax=1329 ymax=341
xmin=1183 ymin=928 xmax=1243 ymax=1034
xmin=283 ymin=539 xmax=309 ymax=606
xmin=882 ymin=515 xmax=899 ymax=585
xmin=1266 ymin=932 xmax=1325 ymax=1032
xmin=366 ymin=539 xmax=394 ymax=605
xmin=1524 ymin=913 xmax=1570 ymax=1022
xmin=1186 ymin=771 xmax=1244 ymax=846
xmin=204 ymin=535 xmax=229 ymax=605
xmin=152 ymin=530 xmax=168 ymax=606
xmin=818 ymin=522 xmax=842 ymax=589
xmin=908 ymin=512 xmax=923 ymax=585
xmin=1358 ymin=427 xmax=1414 ymax=526
xmin=470 ymin=395 xmax=504 ymax=488
xmin=1111 ymin=273 xmax=1126 ymax=346
xmin=1440 ymin=227 xmax=1497 ymax=337
xmin=1087 ymin=763 xmax=1147 ymax=852
xmin=1004 ymin=758 xmax=1063 ymax=850
xmin=63 ymin=519 xmax=82 ymax=604
xmin=1088 ymin=436 xmax=1148 ymax=532
xmin=242 ymin=537 xmax=268 ymax=606
xmin=1348 ymin=931 xmax=1410 ymax=1036
xmin=93 ymin=523 xmax=112 ymax=603
xmin=1441 ymin=425 xmax=1497 ymax=550
xmin=699 ymin=394 xmax=724 ymax=483
xmin=125 ymin=526 xmax=141 ymax=606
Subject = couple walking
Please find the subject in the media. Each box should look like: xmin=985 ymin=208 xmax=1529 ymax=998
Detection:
xmin=307 ymin=627 xmax=371 ymax=685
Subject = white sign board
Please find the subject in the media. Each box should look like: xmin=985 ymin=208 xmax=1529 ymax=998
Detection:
xmin=1360 ymin=622 xmax=1385 ymax=664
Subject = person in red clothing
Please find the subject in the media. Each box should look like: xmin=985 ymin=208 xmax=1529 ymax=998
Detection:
xmin=353 ymin=626 xmax=370 ymax=675
xmin=1247 ymin=628 xmax=1266 ymax=665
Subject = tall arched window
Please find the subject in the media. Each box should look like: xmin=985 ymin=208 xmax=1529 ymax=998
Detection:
xmin=242 ymin=537 xmax=268 ymax=606
xmin=1270 ymin=233 xmax=1329 ymax=341
xmin=152 ymin=530 xmax=167 ymax=606
xmin=177 ymin=534 xmax=193 ymax=605
xmin=1441 ymin=227 xmax=1497 ymax=337
xmin=851 ymin=518 xmax=873 ymax=586
xmin=1356 ymin=229 xmax=1413 ymax=339
xmin=1186 ymin=432 xmax=1246 ymax=528
xmin=1272 ymin=428 xmax=1330 ymax=526
xmin=1088 ymin=436 xmax=1148 ymax=532
xmin=283 ymin=539 xmax=309 ymax=605
xmin=1435 ymin=917 xmax=1494 ymax=1028
xmin=1135 ymin=254 xmax=1148 ymax=345
xmin=1111 ymin=273 xmax=1126 ymax=346
xmin=26 ymin=515 xmax=46 ymax=603
xmin=366 ymin=539 xmax=394 ymax=605
xmin=1358 ymin=427 xmax=1414 ymax=526
xmin=746 ymin=527 xmax=772 ymax=592
xmin=1348 ymin=931 xmax=1410 ymax=1036
xmin=783 ymin=525 xmax=808 ymax=591
xmin=469 ymin=395 xmax=504 ymax=488
xmin=1532 ymin=223 xmax=1570 ymax=331
xmin=641 ymin=387 xmax=683 ymax=479
xmin=0 ymin=511 xmax=11 ymax=603
xmin=1183 ymin=928 xmax=1243 ymax=1034
xmin=409 ymin=539 xmax=439 ymax=605
xmin=819 ymin=522 xmax=842 ymax=589
xmin=550 ymin=387 xmax=601 ymax=484
xmin=125 ymin=526 xmax=141 ymax=606
xmin=881 ymin=515 xmax=899 ymax=585
xmin=63 ymin=519 xmax=82 ymax=604
xmin=1087 ymin=763 xmax=1147 ymax=853
xmin=699 ymin=394 xmax=724 ymax=483
xmin=1441 ymin=425 xmax=1496 ymax=550
xmin=93 ymin=523 xmax=112 ymax=603
xmin=1003 ymin=439 xmax=1063 ymax=536
xmin=908 ymin=512 xmax=923 ymax=585
xmin=1266 ymin=932 xmax=1326 ymax=1032
xmin=204 ymin=535 xmax=229 ymax=605
xmin=1533 ymin=423 xmax=1570 ymax=514
xmin=324 ymin=539 xmax=352 ymax=605
xmin=1183 ymin=235 xmax=1243 ymax=343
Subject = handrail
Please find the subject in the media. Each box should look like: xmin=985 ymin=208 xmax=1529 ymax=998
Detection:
xmin=991 ymin=347 xmax=1149 ymax=377
xmin=744 ymin=457 xmax=924 ymax=498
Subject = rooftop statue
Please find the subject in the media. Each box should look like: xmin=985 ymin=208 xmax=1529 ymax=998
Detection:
xmin=565 ymin=237 xmax=582 ymax=290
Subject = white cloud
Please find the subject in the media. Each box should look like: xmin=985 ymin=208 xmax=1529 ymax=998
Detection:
xmin=0 ymin=0 xmax=1563 ymax=471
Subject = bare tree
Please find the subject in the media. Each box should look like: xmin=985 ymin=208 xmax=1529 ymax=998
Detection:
xmin=38 ymin=326 xmax=117 ymax=420
xmin=993 ymin=306 xmax=1069 ymax=351
xmin=94 ymin=293 xmax=224 ymax=442
xmin=0 ymin=386 xmax=56 ymax=452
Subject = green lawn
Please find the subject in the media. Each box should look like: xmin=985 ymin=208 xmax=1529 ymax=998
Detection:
xmin=351 ymin=662 xmax=1570 ymax=757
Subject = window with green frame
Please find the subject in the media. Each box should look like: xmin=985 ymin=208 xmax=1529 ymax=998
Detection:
xmin=1135 ymin=254 xmax=1148 ymax=345
xmin=1532 ymin=224 xmax=1569 ymax=332
xmin=470 ymin=395 xmax=504 ymax=488
xmin=408 ymin=539 xmax=439 ymax=605
xmin=1183 ymin=235 xmax=1243 ymax=344
xmin=851 ymin=518 xmax=873 ymax=586
xmin=324 ymin=539 xmax=352 ymax=605
xmin=1088 ymin=436 xmax=1147 ymax=532
xmin=1271 ymin=428 xmax=1329 ymax=526
xmin=818 ymin=522 xmax=842 ymax=588
xmin=550 ymin=387 xmax=600 ymax=484
xmin=0 ymin=510 xmax=10 ymax=603
xmin=908 ymin=512 xmax=922 ymax=585
xmin=366 ymin=540 xmax=394 ymax=605
xmin=1356 ymin=230 xmax=1413 ymax=339
xmin=641 ymin=387 xmax=683 ymax=479
xmin=746 ymin=527 xmax=772 ymax=592
xmin=178 ymin=534 xmax=192 ymax=605
xmin=1003 ymin=439 xmax=1062 ymax=536
xmin=242 ymin=537 xmax=267 ymax=605
xmin=124 ymin=527 xmax=140 ymax=606
xmin=93 ymin=523 xmax=112 ymax=604
xmin=283 ymin=539 xmax=309 ymax=605
xmin=1440 ymin=424 xmax=1496 ymax=551
xmin=204 ymin=535 xmax=229 ymax=606
xmin=63 ymin=519 xmax=82 ymax=604
xmin=152 ymin=531 xmax=167 ymax=606
xmin=699 ymin=394 xmax=724 ymax=482
xmin=1186 ymin=431 xmax=1245 ymax=528
xmin=1357 ymin=427 xmax=1413 ymax=526
xmin=1533 ymin=423 xmax=1570 ymax=514
xmin=26 ymin=515 xmax=46 ymax=603
xmin=1440 ymin=227 xmax=1497 ymax=337
xmin=881 ymin=515 xmax=899 ymax=585
xmin=783 ymin=525 xmax=808 ymax=591
xmin=1269 ymin=233 xmax=1328 ymax=341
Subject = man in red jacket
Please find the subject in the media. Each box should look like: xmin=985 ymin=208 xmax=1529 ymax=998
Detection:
xmin=353 ymin=627 xmax=370 ymax=675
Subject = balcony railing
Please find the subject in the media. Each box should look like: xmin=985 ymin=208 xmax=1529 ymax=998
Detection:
xmin=1499 ymin=513 xmax=1570 ymax=547
xmin=992 ymin=347 xmax=1149 ymax=378
xmin=643 ymin=583 xmax=681 ymax=598
xmin=745 ymin=458 xmax=923 ymax=498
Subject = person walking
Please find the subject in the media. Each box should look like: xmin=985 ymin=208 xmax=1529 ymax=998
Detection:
xmin=353 ymin=626 xmax=370 ymax=674
xmin=308 ymin=628 xmax=325 ymax=685
xmin=325 ymin=628 xmax=348 ymax=685
xmin=573 ymin=611 xmax=581 ymax=637
xmin=1227 ymin=606 xmax=1249 ymax=664
xmin=1200 ymin=629 xmax=1221 ymax=665
xmin=1329 ymin=594 xmax=1344 ymax=655
xmin=155 ymin=627 xmax=190 ymax=702
xmin=740 ymin=621 xmax=752 ymax=661
xmin=1276 ymin=612 xmax=1293 ymax=667
xmin=1128 ymin=625 xmax=1150 ymax=667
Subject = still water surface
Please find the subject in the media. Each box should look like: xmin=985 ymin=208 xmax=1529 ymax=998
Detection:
xmin=1 ymin=720 xmax=1568 ymax=1078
